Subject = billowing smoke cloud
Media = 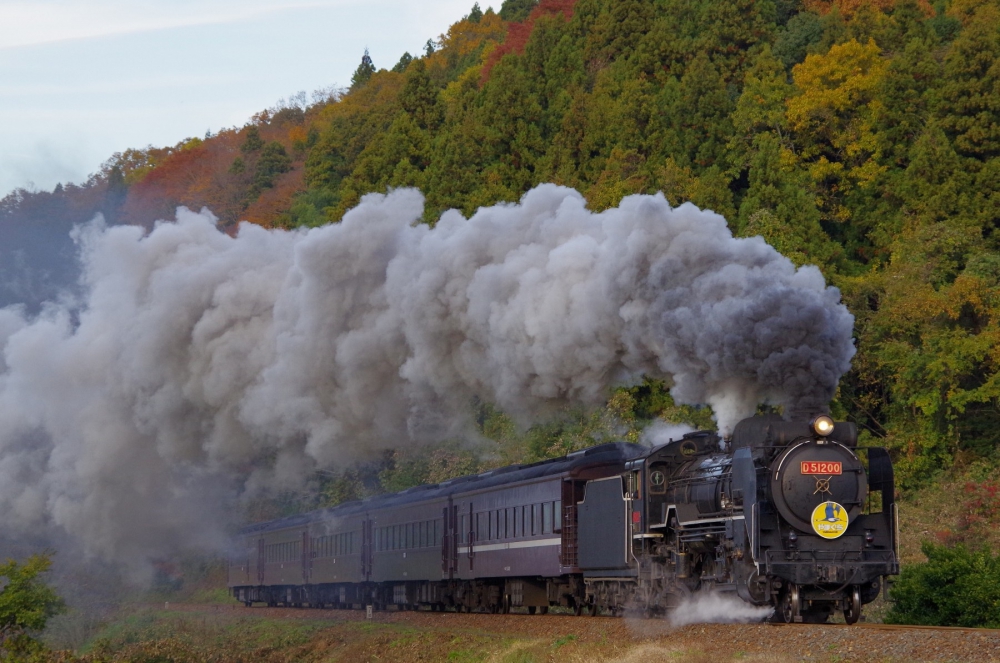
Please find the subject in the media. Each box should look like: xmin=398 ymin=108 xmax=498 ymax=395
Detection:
xmin=0 ymin=184 xmax=854 ymax=563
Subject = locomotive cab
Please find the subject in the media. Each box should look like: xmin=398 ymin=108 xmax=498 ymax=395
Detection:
xmin=641 ymin=430 xmax=723 ymax=530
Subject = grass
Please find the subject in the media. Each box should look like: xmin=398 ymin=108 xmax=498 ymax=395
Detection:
xmin=551 ymin=634 xmax=577 ymax=649
xmin=75 ymin=608 xmax=332 ymax=659
xmin=188 ymin=587 xmax=236 ymax=604
xmin=896 ymin=456 xmax=1000 ymax=566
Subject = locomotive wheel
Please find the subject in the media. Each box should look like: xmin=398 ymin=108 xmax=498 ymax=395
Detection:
xmin=779 ymin=585 xmax=801 ymax=623
xmin=843 ymin=585 xmax=862 ymax=625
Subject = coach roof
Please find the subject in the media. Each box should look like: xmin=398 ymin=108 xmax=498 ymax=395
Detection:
xmin=239 ymin=441 xmax=647 ymax=535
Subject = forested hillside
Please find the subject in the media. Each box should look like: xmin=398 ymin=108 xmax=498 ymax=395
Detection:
xmin=4 ymin=0 xmax=1000 ymax=499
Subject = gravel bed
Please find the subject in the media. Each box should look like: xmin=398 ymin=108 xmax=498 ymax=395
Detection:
xmin=172 ymin=603 xmax=1000 ymax=661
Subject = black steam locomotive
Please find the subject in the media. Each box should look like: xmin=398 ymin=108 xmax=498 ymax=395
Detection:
xmin=229 ymin=414 xmax=898 ymax=623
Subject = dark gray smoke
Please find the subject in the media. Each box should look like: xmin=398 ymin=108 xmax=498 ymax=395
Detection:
xmin=0 ymin=185 xmax=854 ymax=564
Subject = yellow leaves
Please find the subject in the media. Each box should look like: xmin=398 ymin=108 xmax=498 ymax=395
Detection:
xmin=947 ymin=0 xmax=1000 ymax=25
xmin=804 ymin=0 xmax=899 ymax=19
xmin=426 ymin=12 xmax=507 ymax=77
xmin=287 ymin=125 xmax=308 ymax=146
xmin=785 ymin=39 xmax=890 ymax=222
xmin=178 ymin=137 xmax=203 ymax=152
xmin=788 ymin=39 xmax=888 ymax=144
xmin=314 ymin=72 xmax=405 ymax=127
xmin=586 ymin=147 xmax=648 ymax=212
xmin=440 ymin=65 xmax=483 ymax=110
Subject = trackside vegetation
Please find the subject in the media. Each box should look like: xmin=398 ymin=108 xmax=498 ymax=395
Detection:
xmin=886 ymin=542 xmax=1000 ymax=627
xmin=0 ymin=554 xmax=65 ymax=658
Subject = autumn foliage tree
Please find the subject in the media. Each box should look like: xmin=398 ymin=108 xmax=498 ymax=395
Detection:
xmin=0 ymin=554 xmax=65 ymax=656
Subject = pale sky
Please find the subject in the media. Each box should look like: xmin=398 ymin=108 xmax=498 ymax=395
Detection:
xmin=0 ymin=0 xmax=494 ymax=198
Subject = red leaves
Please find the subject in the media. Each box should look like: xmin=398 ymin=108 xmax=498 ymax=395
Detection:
xmin=937 ymin=480 xmax=1000 ymax=546
xmin=120 ymin=123 xmax=306 ymax=229
xmin=481 ymin=0 xmax=578 ymax=83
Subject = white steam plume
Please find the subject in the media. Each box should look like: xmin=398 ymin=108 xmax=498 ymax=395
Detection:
xmin=640 ymin=420 xmax=697 ymax=447
xmin=0 ymin=184 xmax=854 ymax=563
xmin=668 ymin=592 xmax=774 ymax=626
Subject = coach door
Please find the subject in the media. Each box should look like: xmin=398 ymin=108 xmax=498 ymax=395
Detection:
xmin=361 ymin=517 xmax=373 ymax=582
xmin=301 ymin=530 xmax=311 ymax=584
xmin=257 ymin=538 xmax=265 ymax=585
xmin=560 ymin=479 xmax=584 ymax=570
xmin=467 ymin=502 xmax=476 ymax=571
xmin=441 ymin=500 xmax=458 ymax=579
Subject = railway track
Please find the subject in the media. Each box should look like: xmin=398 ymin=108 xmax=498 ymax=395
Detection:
xmin=159 ymin=603 xmax=1000 ymax=661
xmin=773 ymin=620 xmax=1000 ymax=634
xmin=181 ymin=601 xmax=1000 ymax=634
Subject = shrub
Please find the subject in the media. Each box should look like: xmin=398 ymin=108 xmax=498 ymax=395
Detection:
xmin=0 ymin=554 xmax=66 ymax=656
xmin=885 ymin=541 xmax=1000 ymax=627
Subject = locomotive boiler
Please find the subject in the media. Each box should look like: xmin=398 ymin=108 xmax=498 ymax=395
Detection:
xmin=230 ymin=414 xmax=898 ymax=623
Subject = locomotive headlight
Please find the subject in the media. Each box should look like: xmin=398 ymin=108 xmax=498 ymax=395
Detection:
xmin=811 ymin=415 xmax=835 ymax=437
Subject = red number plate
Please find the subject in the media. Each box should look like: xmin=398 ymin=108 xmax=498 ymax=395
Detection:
xmin=800 ymin=461 xmax=842 ymax=475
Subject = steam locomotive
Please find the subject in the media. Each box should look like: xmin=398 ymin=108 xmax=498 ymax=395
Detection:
xmin=229 ymin=414 xmax=898 ymax=623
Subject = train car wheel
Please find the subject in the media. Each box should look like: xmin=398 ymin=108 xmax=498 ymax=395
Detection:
xmin=588 ymin=602 xmax=598 ymax=617
xmin=539 ymin=606 xmax=549 ymax=615
xmin=527 ymin=606 xmax=537 ymax=615
xmin=779 ymin=585 xmax=800 ymax=623
xmin=573 ymin=601 xmax=584 ymax=616
xmin=843 ymin=586 xmax=861 ymax=625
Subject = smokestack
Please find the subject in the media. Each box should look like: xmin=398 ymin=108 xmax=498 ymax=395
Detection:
xmin=0 ymin=185 xmax=855 ymax=565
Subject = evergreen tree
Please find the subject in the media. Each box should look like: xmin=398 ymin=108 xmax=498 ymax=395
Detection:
xmin=240 ymin=126 xmax=264 ymax=153
xmin=499 ymin=0 xmax=538 ymax=22
xmin=392 ymin=52 xmax=413 ymax=73
xmin=936 ymin=3 xmax=1000 ymax=160
xmin=249 ymin=141 xmax=292 ymax=200
xmin=350 ymin=48 xmax=377 ymax=90
xmin=775 ymin=11 xmax=824 ymax=69
xmin=729 ymin=48 xmax=833 ymax=264
xmin=399 ymin=59 xmax=442 ymax=131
